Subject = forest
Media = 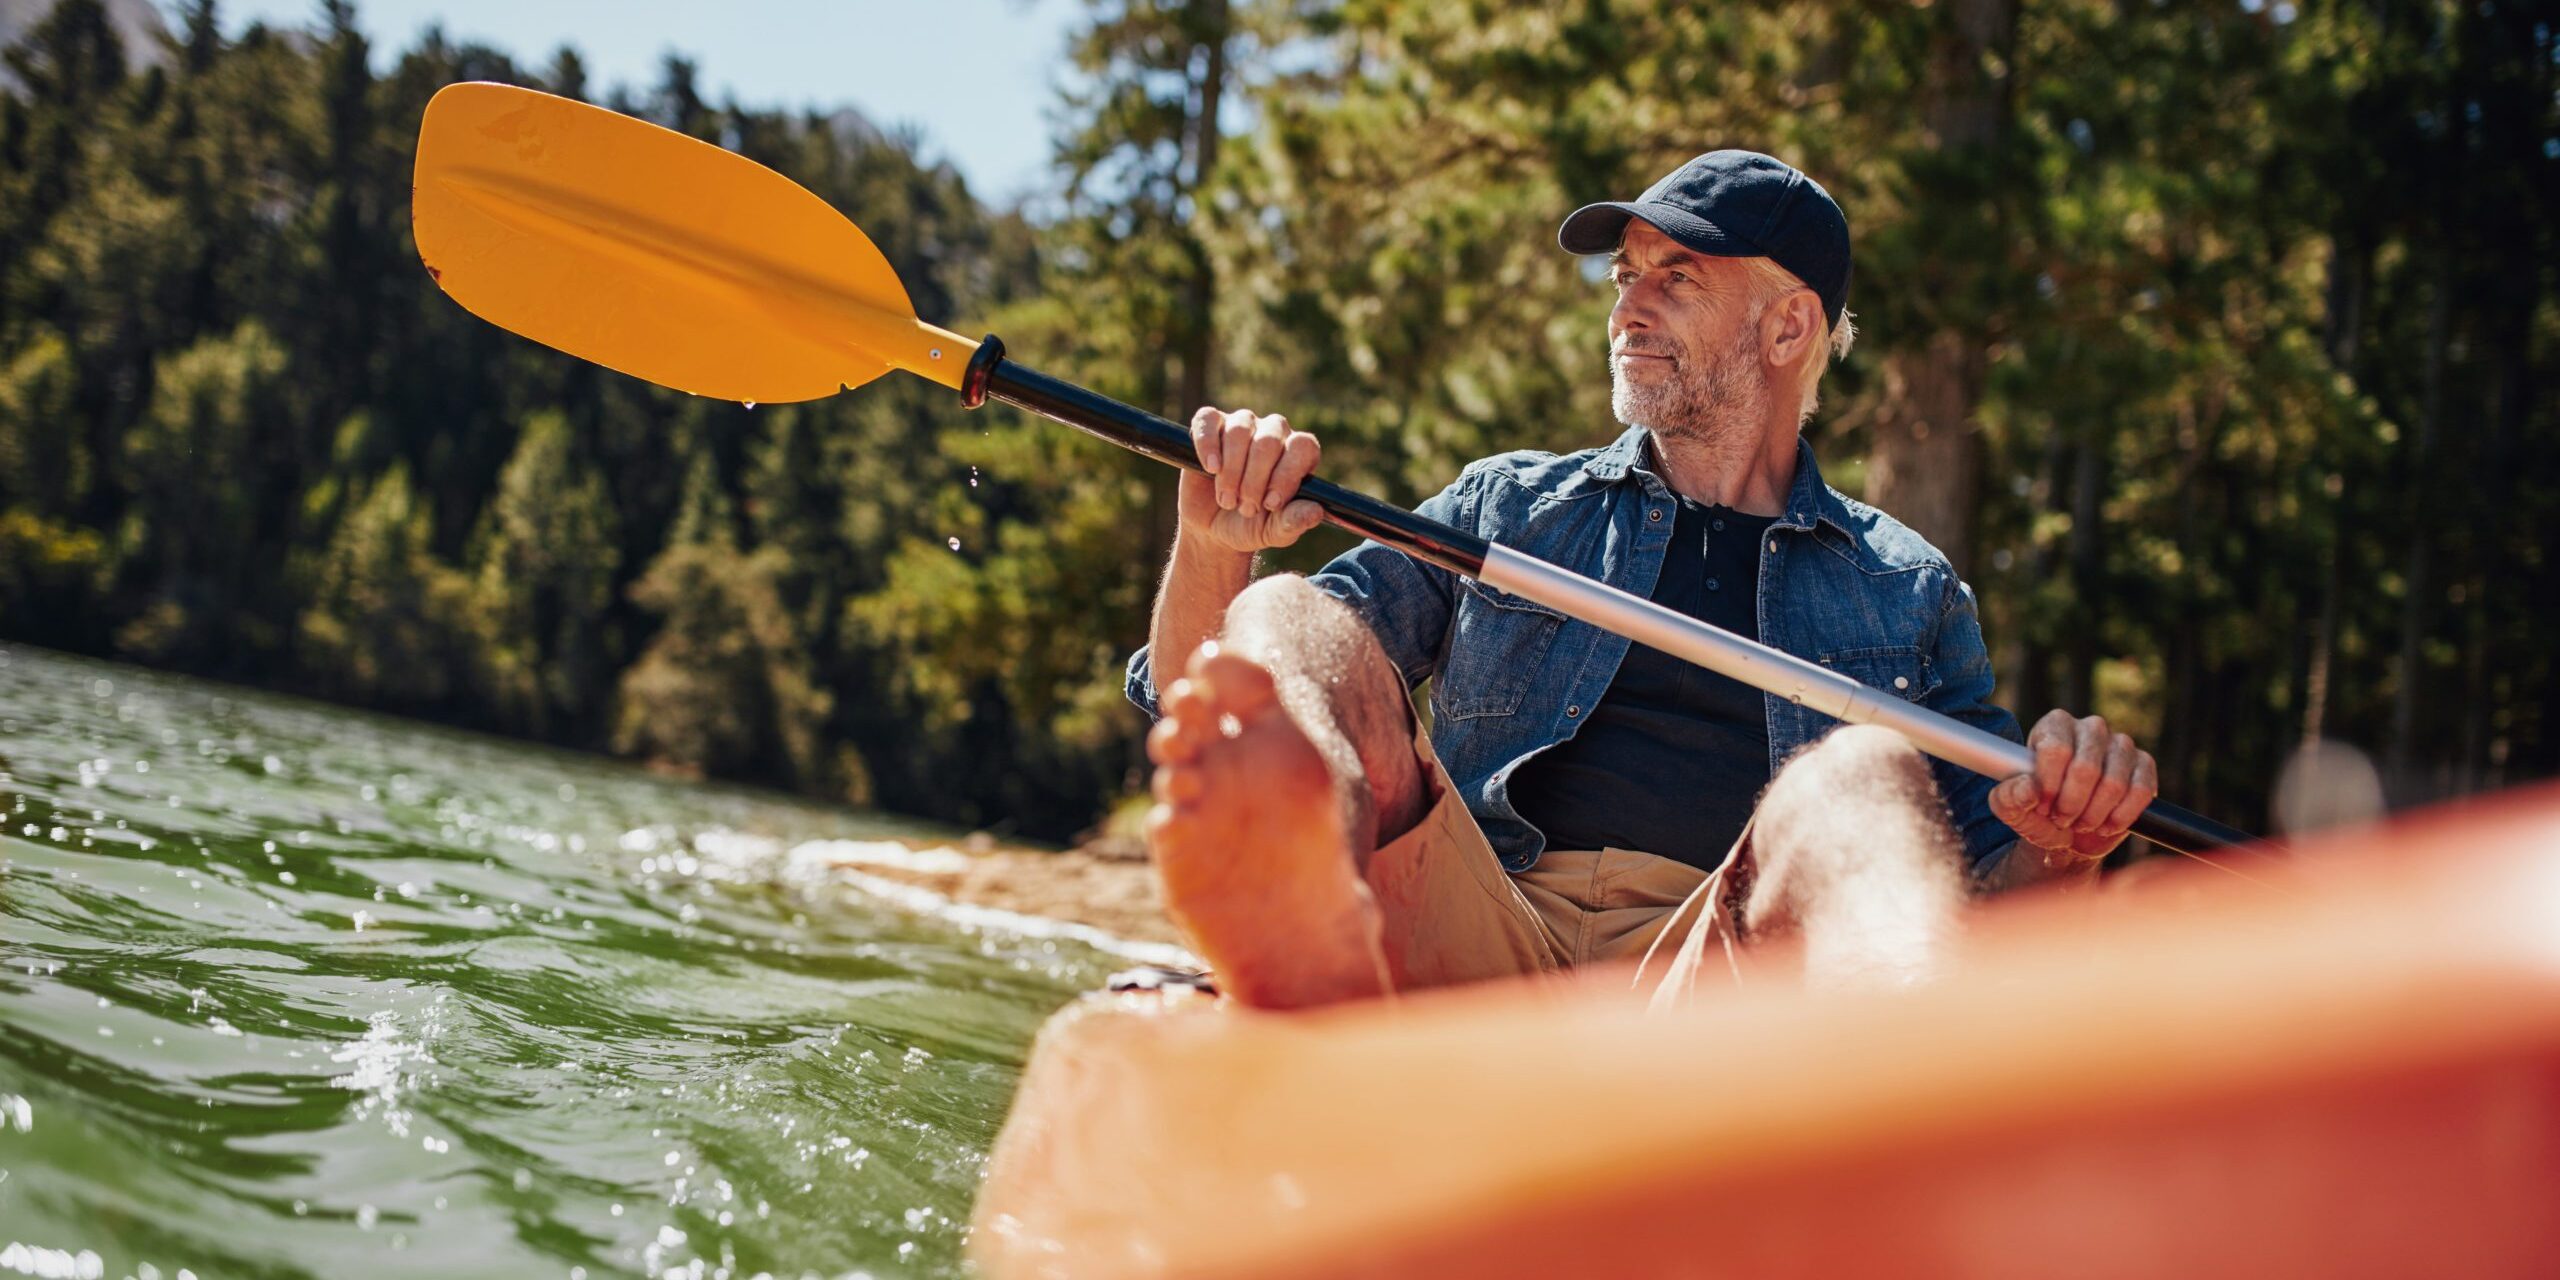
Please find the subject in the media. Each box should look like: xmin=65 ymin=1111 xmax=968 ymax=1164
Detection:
xmin=1 ymin=0 xmax=2551 ymax=843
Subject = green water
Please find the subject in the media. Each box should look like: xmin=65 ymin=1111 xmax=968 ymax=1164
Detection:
xmin=0 ymin=645 xmax=1158 ymax=1279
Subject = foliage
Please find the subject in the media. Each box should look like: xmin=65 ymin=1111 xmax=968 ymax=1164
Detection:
xmin=297 ymin=464 xmax=474 ymax=706
xmin=1191 ymin=0 xmax=2557 ymax=823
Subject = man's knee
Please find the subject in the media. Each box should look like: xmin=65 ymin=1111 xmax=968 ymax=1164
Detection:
xmin=1217 ymin=574 xmax=1426 ymax=847
xmin=1223 ymin=572 xmax=1335 ymax=643
xmin=1749 ymin=724 xmax=1953 ymax=904
xmin=1220 ymin=575 xmax=1390 ymax=694
xmin=1765 ymin=723 xmax=1936 ymax=813
xmin=1748 ymin=724 xmax=1964 ymax=987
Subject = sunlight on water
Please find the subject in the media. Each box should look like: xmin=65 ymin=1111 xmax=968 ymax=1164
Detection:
xmin=0 ymin=645 xmax=1127 ymax=1278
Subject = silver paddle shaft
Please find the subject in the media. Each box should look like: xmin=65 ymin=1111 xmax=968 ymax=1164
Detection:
xmin=1479 ymin=543 xmax=2036 ymax=782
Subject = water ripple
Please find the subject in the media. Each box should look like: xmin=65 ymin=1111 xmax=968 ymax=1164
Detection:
xmin=0 ymin=645 xmax=1119 ymax=1278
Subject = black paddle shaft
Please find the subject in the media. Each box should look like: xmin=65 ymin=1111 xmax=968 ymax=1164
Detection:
xmin=963 ymin=338 xmax=1491 ymax=578
xmin=959 ymin=337 xmax=2257 ymax=857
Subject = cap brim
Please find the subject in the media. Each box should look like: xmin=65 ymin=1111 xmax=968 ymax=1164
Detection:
xmin=1557 ymin=200 xmax=1757 ymax=258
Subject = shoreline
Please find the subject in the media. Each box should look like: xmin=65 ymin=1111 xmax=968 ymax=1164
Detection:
xmin=817 ymin=834 xmax=1184 ymax=949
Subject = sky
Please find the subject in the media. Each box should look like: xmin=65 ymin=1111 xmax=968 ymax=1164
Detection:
xmin=216 ymin=0 xmax=1087 ymax=206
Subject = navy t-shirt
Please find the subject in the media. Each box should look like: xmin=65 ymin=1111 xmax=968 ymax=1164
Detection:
xmin=1506 ymin=498 xmax=1777 ymax=872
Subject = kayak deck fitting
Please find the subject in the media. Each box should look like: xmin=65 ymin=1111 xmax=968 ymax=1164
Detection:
xmin=971 ymin=784 xmax=2560 ymax=1279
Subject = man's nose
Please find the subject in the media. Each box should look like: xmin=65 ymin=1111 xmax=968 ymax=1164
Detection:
xmin=1609 ymin=284 xmax=1658 ymax=342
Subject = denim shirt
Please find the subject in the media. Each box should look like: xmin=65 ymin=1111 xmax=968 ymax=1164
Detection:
xmin=1127 ymin=426 xmax=2026 ymax=881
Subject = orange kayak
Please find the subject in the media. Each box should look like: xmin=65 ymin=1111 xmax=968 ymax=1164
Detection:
xmin=972 ymin=785 xmax=2560 ymax=1279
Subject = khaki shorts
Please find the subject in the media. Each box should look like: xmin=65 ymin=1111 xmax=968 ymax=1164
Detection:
xmin=1363 ymin=726 xmax=1757 ymax=1004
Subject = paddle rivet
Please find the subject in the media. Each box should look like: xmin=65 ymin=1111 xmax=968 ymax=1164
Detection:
xmin=929 ymin=348 xmax=943 ymax=360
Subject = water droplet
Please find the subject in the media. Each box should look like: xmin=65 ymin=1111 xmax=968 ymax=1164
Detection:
xmin=742 ymin=401 xmax=756 ymax=410
xmin=946 ymin=537 xmax=962 ymax=551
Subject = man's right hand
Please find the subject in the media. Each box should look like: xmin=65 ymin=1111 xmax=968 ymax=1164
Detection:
xmin=1181 ymin=407 xmax=1327 ymax=553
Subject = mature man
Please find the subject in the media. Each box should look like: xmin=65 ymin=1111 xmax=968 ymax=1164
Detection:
xmin=1129 ymin=151 xmax=2158 ymax=1009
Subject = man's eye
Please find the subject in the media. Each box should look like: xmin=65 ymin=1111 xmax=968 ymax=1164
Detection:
xmin=1670 ymin=270 xmax=1690 ymax=284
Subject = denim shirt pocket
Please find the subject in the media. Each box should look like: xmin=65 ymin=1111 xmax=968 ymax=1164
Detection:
xmin=1439 ymin=578 xmax=1567 ymax=720
xmin=1817 ymin=645 xmax=1942 ymax=704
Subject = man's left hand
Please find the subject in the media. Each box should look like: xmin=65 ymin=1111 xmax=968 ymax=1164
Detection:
xmin=1990 ymin=710 xmax=2160 ymax=868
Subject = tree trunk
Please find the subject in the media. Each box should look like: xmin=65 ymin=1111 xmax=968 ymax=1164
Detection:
xmin=1869 ymin=330 xmax=1987 ymax=568
xmin=2013 ymin=420 xmax=2072 ymax=719
xmin=1863 ymin=0 xmax=2017 ymax=572
xmin=1176 ymin=0 xmax=1228 ymax=420
xmin=1147 ymin=0 xmax=1230 ymax=566
xmin=2063 ymin=428 xmax=2103 ymax=715
xmin=2302 ymin=503 xmax=2342 ymax=746
xmin=2385 ymin=242 xmax=2453 ymax=792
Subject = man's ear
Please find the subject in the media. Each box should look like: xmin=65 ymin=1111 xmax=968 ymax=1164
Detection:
xmin=1764 ymin=289 xmax=1823 ymax=369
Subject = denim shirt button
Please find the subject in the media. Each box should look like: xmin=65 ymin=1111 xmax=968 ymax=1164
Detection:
xmin=1711 ymin=517 xmax=1725 ymax=532
xmin=1767 ymin=539 xmax=1778 ymax=553
xmin=1566 ymin=705 xmax=1581 ymax=718
xmin=1648 ymin=508 xmax=1663 ymax=523
xmin=1705 ymin=577 xmax=1721 ymax=592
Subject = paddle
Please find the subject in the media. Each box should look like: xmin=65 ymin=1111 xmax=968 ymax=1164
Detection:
xmin=412 ymin=81 xmax=2256 ymax=858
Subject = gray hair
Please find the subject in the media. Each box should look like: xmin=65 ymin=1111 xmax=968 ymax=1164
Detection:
xmin=1741 ymin=257 xmax=1855 ymax=425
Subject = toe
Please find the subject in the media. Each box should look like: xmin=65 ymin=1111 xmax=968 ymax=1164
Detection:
xmin=1148 ymin=714 xmax=1206 ymax=765
xmin=1192 ymin=649 xmax=1281 ymax=716
xmin=1151 ymin=761 xmax=1204 ymax=806
xmin=1182 ymin=638 xmax=1226 ymax=679
xmin=1143 ymin=801 xmax=1184 ymax=846
xmin=1162 ymin=675 xmax=1210 ymax=722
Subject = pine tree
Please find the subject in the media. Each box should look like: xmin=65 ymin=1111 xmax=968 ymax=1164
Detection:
xmin=469 ymin=410 xmax=621 ymax=738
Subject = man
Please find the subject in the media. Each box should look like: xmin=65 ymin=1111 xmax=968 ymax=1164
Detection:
xmin=1127 ymin=150 xmax=2159 ymax=1009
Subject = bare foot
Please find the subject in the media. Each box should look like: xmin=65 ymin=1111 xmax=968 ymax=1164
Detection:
xmin=1145 ymin=643 xmax=1390 ymax=1010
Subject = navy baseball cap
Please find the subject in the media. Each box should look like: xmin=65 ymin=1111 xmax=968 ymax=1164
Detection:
xmin=1558 ymin=149 xmax=1852 ymax=329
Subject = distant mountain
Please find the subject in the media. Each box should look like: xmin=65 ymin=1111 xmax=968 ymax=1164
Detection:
xmin=0 ymin=0 xmax=172 ymax=88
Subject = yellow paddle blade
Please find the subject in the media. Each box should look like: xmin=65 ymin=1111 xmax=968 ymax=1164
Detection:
xmin=413 ymin=82 xmax=977 ymax=403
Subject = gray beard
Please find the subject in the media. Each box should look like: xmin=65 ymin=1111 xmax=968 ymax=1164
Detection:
xmin=1610 ymin=320 xmax=1771 ymax=459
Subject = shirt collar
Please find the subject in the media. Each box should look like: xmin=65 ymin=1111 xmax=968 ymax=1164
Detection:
xmin=1580 ymin=424 xmax=1652 ymax=482
xmin=1581 ymin=426 xmax=1852 ymax=535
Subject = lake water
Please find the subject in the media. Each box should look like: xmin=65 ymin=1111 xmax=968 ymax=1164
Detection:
xmin=0 ymin=644 xmax=1159 ymax=1279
